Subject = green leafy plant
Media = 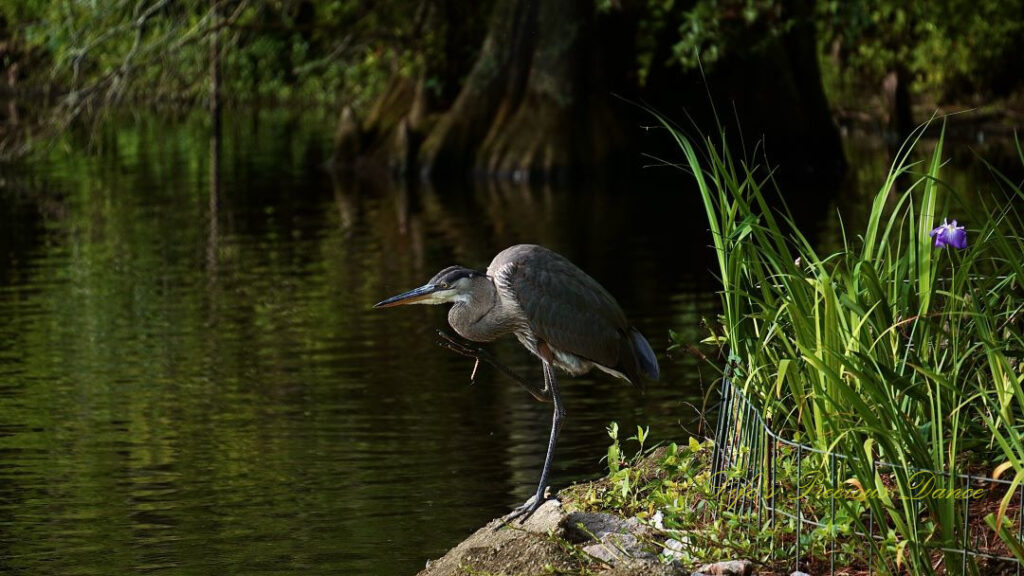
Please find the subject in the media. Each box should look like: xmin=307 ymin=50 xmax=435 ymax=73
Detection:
xmin=655 ymin=110 xmax=1024 ymax=573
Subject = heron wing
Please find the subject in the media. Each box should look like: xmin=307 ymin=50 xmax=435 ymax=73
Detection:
xmin=493 ymin=245 xmax=629 ymax=371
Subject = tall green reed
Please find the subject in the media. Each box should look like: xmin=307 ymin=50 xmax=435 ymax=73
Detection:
xmin=663 ymin=113 xmax=1024 ymax=573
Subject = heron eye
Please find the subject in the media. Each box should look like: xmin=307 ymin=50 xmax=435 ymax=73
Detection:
xmin=439 ymin=282 xmax=450 ymax=289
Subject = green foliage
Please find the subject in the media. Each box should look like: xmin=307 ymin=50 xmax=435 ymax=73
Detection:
xmin=2 ymin=0 xmax=1021 ymax=155
xmin=668 ymin=0 xmax=1023 ymax=102
xmin=660 ymin=109 xmax=1024 ymax=572
xmin=671 ymin=0 xmax=791 ymax=69
xmin=599 ymin=422 xmax=656 ymax=511
xmin=817 ymin=0 xmax=1024 ymax=101
xmin=577 ymin=427 xmax=871 ymax=569
xmin=0 ymin=0 xmax=474 ymax=115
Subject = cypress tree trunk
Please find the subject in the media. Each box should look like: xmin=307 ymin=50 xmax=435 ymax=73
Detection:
xmin=340 ymin=0 xmax=844 ymax=182
xmin=419 ymin=0 xmax=625 ymax=180
xmin=417 ymin=0 xmax=538 ymax=178
xmin=477 ymin=0 xmax=622 ymax=179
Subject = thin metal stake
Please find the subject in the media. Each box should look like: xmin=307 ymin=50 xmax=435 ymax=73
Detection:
xmin=1017 ymin=483 xmax=1023 ymax=576
xmin=711 ymin=379 xmax=730 ymax=497
xmin=830 ymin=452 xmax=836 ymax=575
xmin=770 ymin=437 xmax=777 ymax=558
xmin=742 ymin=399 xmax=755 ymax=515
xmin=796 ymin=443 xmax=803 ymax=573
xmin=731 ymin=391 xmax=742 ymax=469
xmin=755 ymin=418 xmax=763 ymax=533
xmin=868 ymin=460 xmax=875 ymax=574
xmin=962 ymin=473 xmax=969 ymax=575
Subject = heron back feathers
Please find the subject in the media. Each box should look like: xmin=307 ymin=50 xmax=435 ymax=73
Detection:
xmin=489 ymin=244 xmax=658 ymax=386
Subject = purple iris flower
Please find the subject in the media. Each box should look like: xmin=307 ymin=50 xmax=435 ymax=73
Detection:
xmin=929 ymin=219 xmax=968 ymax=250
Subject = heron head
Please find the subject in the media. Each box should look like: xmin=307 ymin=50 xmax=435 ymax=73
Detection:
xmin=374 ymin=266 xmax=487 ymax=308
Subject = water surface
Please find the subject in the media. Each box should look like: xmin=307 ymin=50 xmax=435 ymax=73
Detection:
xmin=0 ymin=112 xmax=723 ymax=576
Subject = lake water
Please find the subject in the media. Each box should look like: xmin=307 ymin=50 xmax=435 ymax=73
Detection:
xmin=0 ymin=111 xmax=1013 ymax=575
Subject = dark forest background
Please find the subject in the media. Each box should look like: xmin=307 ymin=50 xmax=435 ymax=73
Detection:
xmin=2 ymin=0 xmax=1022 ymax=179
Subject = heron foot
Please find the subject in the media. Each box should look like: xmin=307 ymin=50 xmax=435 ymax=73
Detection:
xmin=436 ymin=330 xmax=550 ymax=402
xmin=436 ymin=330 xmax=485 ymax=358
xmin=498 ymin=493 xmax=548 ymax=527
xmin=436 ymin=330 xmax=490 ymax=383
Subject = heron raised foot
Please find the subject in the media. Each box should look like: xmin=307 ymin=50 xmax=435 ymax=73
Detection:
xmin=374 ymin=244 xmax=659 ymax=523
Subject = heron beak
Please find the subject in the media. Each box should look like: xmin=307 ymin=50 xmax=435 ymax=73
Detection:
xmin=373 ymin=284 xmax=442 ymax=308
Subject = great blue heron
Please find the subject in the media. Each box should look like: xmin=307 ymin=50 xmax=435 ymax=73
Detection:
xmin=374 ymin=244 xmax=659 ymax=522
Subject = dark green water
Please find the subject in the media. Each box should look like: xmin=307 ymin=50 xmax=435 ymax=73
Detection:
xmin=0 ymin=112 xmax=722 ymax=576
xmin=0 ymin=111 xmax=1012 ymax=575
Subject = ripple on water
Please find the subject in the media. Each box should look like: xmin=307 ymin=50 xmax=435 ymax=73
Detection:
xmin=0 ymin=113 xmax=729 ymax=576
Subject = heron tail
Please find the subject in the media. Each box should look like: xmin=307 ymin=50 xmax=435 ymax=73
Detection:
xmin=629 ymin=328 xmax=660 ymax=382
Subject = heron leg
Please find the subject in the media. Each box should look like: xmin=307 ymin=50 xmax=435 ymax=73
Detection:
xmin=503 ymin=361 xmax=564 ymax=525
xmin=436 ymin=330 xmax=550 ymax=402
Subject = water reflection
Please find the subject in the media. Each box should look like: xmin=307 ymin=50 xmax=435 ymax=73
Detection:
xmin=0 ymin=112 xmax=719 ymax=576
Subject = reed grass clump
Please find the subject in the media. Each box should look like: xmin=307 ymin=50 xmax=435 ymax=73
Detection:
xmin=665 ymin=115 xmax=1024 ymax=573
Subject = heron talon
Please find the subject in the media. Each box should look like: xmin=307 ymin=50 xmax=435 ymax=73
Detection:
xmin=436 ymin=330 xmax=488 ymax=383
xmin=436 ymin=330 xmax=471 ymax=355
xmin=497 ymin=493 xmax=547 ymax=528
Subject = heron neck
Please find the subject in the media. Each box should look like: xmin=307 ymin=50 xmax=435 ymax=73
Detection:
xmin=448 ymin=280 xmax=506 ymax=342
